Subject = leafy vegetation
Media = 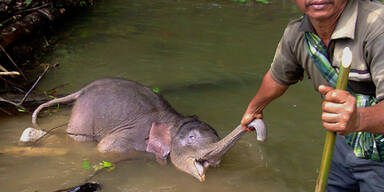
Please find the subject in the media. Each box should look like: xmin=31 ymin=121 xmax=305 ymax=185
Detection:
xmin=232 ymin=0 xmax=271 ymax=4
xmin=83 ymin=159 xmax=115 ymax=172
xmin=152 ymin=87 xmax=161 ymax=93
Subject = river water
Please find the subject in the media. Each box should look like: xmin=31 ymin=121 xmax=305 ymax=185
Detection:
xmin=0 ymin=0 xmax=326 ymax=191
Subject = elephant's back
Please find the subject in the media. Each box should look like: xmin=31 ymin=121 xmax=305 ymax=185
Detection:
xmin=67 ymin=78 xmax=179 ymax=143
xmin=81 ymin=78 xmax=173 ymax=113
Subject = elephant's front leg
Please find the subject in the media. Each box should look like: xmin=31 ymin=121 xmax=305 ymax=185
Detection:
xmin=97 ymin=130 xmax=154 ymax=162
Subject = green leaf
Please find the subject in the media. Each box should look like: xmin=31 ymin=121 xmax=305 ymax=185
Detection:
xmin=152 ymin=87 xmax=160 ymax=93
xmin=83 ymin=159 xmax=91 ymax=170
xmin=103 ymin=161 xmax=113 ymax=168
xmin=256 ymin=0 xmax=271 ymax=4
xmin=232 ymin=0 xmax=249 ymax=2
xmin=48 ymin=95 xmax=60 ymax=110
xmin=80 ymin=31 xmax=89 ymax=38
xmin=24 ymin=0 xmax=32 ymax=5
xmin=17 ymin=108 xmax=26 ymax=112
xmin=85 ymin=160 xmax=115 ymax=172
xmin=48 ymin=95 xmax=56 ymax=99
xmin=80 ymin=1 xmax=87 ymax=6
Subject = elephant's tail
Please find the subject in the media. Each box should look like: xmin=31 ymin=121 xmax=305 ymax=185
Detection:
xmin=32 ymin=90 xmax=82 ymax=128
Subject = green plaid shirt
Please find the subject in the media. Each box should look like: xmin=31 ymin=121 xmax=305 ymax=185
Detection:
xmin=305 ymin=32 xmax=384 ymax=162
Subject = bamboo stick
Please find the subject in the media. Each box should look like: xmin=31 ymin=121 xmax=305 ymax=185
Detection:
xmin=315 ymin=47 xmax=352 ymax=192
xmin=0 ymin=71 xmax=20 ymax=76
xmin=0 ymin=44 xmax=26 ymax=79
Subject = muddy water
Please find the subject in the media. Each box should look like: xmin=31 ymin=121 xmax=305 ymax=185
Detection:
xmin=1 ymin=0 xmax=325 ymax=191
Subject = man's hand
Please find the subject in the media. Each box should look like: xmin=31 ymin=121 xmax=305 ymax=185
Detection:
xmin=318 ymin=85 xmax=360 ymax=135
xmin=241 ymin=111 xmax=262 ymax=131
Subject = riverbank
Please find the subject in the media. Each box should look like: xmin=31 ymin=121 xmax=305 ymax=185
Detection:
xmin=0 ymin=0 xmax=94 ymax=114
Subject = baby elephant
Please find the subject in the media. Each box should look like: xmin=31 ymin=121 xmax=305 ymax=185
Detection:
xmin=32 ymin=78 xmax=246 ymax=181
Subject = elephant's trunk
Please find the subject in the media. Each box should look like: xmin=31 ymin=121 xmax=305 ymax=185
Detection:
xmin=200 ymin=124 xmax=246 ymax=161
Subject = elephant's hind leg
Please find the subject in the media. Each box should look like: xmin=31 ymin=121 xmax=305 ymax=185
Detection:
xmin=66 ymin=101 xmax=95 ymax=142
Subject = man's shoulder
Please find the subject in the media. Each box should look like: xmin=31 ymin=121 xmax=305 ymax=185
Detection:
xmin=358 ymin=0 xmax=384 ymax=40
xmin=359 ymin=0 xmax=384 ymax=15
xmin=280 ymin=16 xmax=305 ymax=45
xmin=359 ymin=0 xmax=384 ymax=25
xmin=285 ymin=16 xmax=304 ymax=33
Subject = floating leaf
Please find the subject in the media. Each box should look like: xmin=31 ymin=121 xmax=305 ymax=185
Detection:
xmin=83 ymin=159 xmax=91 ymax=170
xmin=152 ymin=87 xmax=160 ymax=93
xmin=103 ymin=161 xmax=113 ymax=168
xmin=84 ymin=160 xmax=115 ymax=172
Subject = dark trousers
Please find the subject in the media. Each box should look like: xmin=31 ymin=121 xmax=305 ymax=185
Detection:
xmin=327 ymin=135 xmax=384 ymax=192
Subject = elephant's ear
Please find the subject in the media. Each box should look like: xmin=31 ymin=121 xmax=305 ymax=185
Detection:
xmin=146 ymin=122 xmax=172 ymax=162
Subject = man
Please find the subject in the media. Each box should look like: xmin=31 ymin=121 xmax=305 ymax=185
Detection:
xmin=241 ymin=0 xmax=384 ymax=191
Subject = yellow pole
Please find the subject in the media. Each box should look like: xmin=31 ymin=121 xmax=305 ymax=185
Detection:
xmin=315 ymin=47 xmax=352 ymax=192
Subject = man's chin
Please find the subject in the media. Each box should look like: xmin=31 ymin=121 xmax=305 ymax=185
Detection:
xmin=307 ymin=11 xmax=335 ymax=21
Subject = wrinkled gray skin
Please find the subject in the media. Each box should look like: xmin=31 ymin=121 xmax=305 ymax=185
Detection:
xmin=32 ymin=78 xmax=246 ymax=181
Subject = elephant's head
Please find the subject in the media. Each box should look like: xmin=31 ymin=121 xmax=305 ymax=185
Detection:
xmin=146 ymin=117 xmax=246 ymax=181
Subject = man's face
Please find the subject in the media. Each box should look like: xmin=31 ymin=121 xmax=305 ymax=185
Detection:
xmin=292 ymin=0 xmax=348 ymax=21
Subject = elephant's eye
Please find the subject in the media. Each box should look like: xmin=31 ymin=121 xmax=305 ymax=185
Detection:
xmin=189 ymin=135 xmax=195 ymax=140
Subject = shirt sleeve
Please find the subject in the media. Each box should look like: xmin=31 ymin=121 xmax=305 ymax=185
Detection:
xmin=366 ymin=32 xmax=384 ymax=102
xmin=270 ymin=26 xmax=304 ymax=86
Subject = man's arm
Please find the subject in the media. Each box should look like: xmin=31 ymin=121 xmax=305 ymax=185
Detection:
xmin=319 ymin=85 xmax=384 ymax=135
xmin=241 ymin=70 xmax=289 ymax=130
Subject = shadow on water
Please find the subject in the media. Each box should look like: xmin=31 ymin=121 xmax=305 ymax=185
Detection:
xmin=159 ymin=76 xmax=263 ymax=95
xmin=0 ymin=0 xmax=326 ymax=191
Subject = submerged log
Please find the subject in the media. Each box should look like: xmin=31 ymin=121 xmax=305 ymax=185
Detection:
xmin=0 ymin=7 xmax=58 ymax=48
xmin=0 ymin=0 xmax=94 ymax=48
xmin=0 ymin=0 xmax=94 ymax=92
